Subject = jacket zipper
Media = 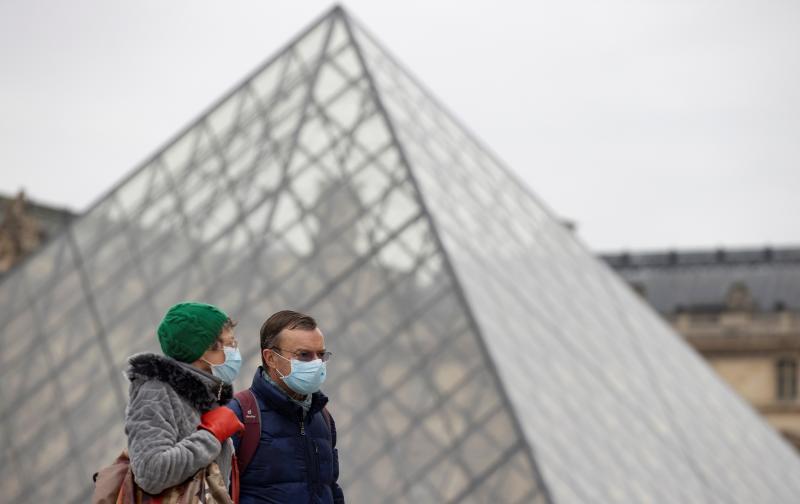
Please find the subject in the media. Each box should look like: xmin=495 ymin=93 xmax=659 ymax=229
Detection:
xmin=301 ymin=410 xmax=312 ymax=502
xmin=314 ymin=442 xmax=321 ymax=484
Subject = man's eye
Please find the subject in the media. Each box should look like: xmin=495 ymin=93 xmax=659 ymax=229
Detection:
xmin=297 ymin=351 xmax=312 ymax=360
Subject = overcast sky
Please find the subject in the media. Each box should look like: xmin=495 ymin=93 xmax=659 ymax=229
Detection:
xmin=1 ymin=0 xmax=798 ymax=251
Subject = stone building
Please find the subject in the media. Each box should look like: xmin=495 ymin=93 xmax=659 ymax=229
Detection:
xmin=604 ymin=248 xmax=800 ymax=450
xmin=0 ymin=191 xmax=74 ymax=274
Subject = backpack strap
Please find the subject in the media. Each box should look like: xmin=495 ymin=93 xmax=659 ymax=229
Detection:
xmin=321 ymin=407 xmax=331 ymax=431
xmin=230 ymin=452 xmax=240 ymax=504
xmin=321 ymin=406 xmax=335 ymax=446
xmin=233 ymin=389 xmax=261 ymax=475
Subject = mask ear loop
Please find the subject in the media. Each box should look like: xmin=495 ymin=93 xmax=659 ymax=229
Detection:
xmin=201 ymin=344 xmax=229 ymax=369
xmin=271 ymin=349 xmax=292 ymax=379
xmin=201 ymin=354 xmax=226 ymax=369
xmin=200 ymin=354 xmax=227 ymax=399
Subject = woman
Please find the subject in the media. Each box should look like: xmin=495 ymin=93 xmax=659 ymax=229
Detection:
xmin=125 ymin=301 xmax=244 ymax=495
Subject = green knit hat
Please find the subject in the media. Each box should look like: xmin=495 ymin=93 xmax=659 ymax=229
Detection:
xmin=157 ymin=302 xmax=229 ymax=362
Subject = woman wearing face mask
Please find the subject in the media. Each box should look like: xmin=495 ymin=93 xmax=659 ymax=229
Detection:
xmin=124 ymin=302 xmax=245 ymax=496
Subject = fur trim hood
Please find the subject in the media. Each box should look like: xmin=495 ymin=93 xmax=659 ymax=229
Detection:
xmin=126 ymin=353 xmax=232 ymax=412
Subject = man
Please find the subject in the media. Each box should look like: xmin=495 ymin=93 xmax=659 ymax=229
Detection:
xmin=227 ymin=310 xmax=345 ymax=503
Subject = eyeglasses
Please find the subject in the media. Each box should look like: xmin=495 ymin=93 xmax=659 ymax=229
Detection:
xmin=272 ymin=347 xmax=333 ymax=362
xmin=216 ymin=336 xmax=238 ymax=349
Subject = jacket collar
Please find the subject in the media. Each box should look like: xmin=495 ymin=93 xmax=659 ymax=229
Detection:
xmin=127 ymin=353 xmax=232 ymax=412
xmin=250 ymin=366 xmax=328 ymax=418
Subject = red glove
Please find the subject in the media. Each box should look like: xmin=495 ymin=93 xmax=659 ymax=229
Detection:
xmin=198 ymin=407 xmax=244 ymax=443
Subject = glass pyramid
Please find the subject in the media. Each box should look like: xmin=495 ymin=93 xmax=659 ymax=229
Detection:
xmin=1 ymin=6 xmax=799 ymax=503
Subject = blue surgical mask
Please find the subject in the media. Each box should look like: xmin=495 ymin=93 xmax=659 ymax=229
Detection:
xmin=275 ymin=352 xmax=327 ymax=395
xmin=205 ymin=346 xmax=242 ymax=384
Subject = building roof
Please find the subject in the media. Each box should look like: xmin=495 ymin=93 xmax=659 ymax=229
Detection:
xmin=0 ymin=192 xmax=76 ymax=275
xmin=603 ymin=247 xmax=800 ymax=313
xmin=0 ymin=192 xmax=76 ymax=239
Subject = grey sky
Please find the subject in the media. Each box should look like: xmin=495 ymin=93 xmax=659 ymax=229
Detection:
xmin=1 ymin=0 xmax=798 ymax=251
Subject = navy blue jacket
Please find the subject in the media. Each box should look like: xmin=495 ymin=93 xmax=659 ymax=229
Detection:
xmin=226 ymin=368 xmax=344 ymax=504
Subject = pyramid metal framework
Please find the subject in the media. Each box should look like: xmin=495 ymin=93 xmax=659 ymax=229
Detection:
xmin=2 ymin=6 xmax=800 ymax=503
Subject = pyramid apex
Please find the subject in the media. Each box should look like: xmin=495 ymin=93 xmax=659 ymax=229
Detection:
xmin=328 ymin=3 xmax=347 ymax=17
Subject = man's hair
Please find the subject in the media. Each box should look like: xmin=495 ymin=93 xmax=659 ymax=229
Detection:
xmin=260 ymin=310 xmax=317 ymax=367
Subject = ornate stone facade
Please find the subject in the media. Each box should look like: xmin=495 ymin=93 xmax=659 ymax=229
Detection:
xmin=0 ymin=191 xmax=74 ymax=274
xmin=605 ymin=248 xmax=800 ymax=450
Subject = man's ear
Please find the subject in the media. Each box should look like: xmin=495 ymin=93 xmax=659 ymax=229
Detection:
xmin=262 ymin=348 xmax=272 ymax=368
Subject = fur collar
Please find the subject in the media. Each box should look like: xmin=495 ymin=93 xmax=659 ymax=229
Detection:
xmin=127 ymin=353 xmax=232 ymax=412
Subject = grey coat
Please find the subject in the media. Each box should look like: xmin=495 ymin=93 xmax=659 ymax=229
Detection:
xmin=125 ymin=353 xmax=234 ymax=495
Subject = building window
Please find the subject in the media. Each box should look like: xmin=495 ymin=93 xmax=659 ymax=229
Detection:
xmin=725 ymin=281 xmax=754 ymax=312
xmin=776 ymin=358 xmax=798 ymax=401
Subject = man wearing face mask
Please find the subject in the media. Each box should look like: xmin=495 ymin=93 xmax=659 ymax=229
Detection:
xmin=125 ymin=302 xmax=245 ymax=496
xmin=227 ymin=310 xmax=345 ymax=504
